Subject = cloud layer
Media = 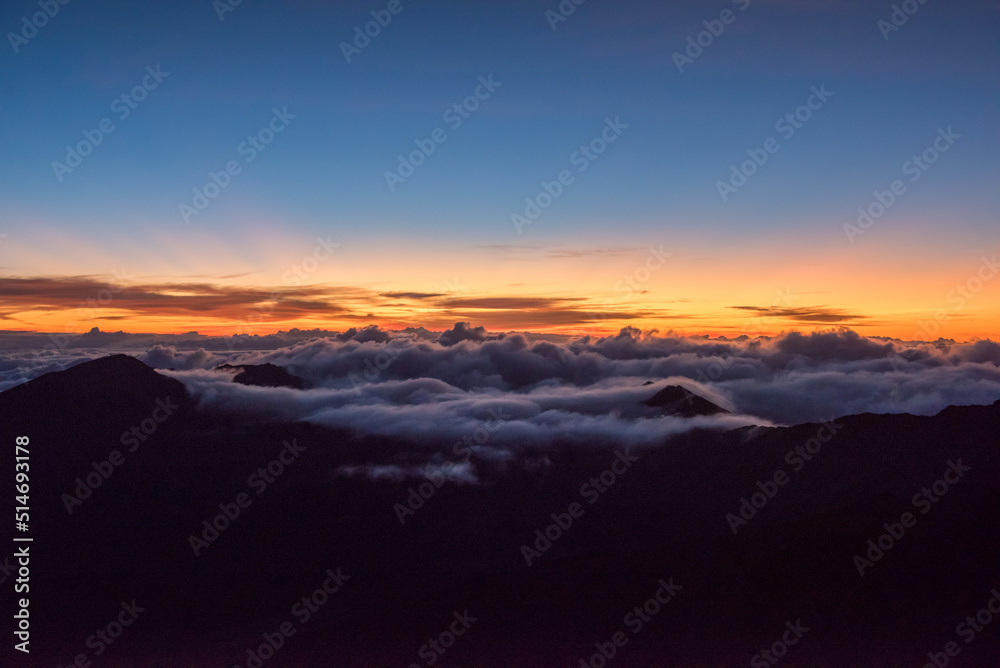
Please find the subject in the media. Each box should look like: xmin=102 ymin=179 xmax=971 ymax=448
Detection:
xmin=4 ymin=327 xmax=999 ymax=432
xmin=5 ymin=325 xmax=1000 ymax=488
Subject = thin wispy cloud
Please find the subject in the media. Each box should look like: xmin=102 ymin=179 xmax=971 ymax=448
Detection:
xmin=729 ymin=306 xmax=868 ymax=324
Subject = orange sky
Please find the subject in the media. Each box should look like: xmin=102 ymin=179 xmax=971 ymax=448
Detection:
xmin=2 ymin=227 xmax=997 ymax=342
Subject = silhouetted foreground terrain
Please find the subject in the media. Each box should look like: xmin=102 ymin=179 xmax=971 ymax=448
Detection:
xmin=1 ymin=355 xmax=998 ymax=666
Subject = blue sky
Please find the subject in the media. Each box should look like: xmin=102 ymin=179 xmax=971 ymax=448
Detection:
xmin=1 ymin=0 xmax=999 ymax=338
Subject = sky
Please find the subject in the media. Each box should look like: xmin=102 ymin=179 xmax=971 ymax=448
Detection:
xmin=1 ymin=0 xmax=998 ymax=340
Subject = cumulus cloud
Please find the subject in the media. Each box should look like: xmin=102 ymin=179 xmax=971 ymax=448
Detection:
xmin=2 ymin=326 xmax=999 ymax=431
xmin=6 ymin=324 xmax=995 ymax=491
xmin=335 ymin=325 xmax=393 ymax=343
xmin=136 ymin=345 xmax=220 ymax=370
xmin=438 ymin=322 xmax=488 ymax=346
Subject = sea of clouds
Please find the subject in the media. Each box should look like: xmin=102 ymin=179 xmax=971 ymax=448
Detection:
xmin=3 ymin=326 xmax=999 ymax=450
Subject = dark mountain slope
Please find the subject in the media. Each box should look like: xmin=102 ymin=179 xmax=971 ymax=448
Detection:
xmin=0 ymin=355 xmax=998 ymax=665
xmin=216 ymin=362 xmax=306 ymax=389
xmin=644 ymin=384 xmax=730 ymax=416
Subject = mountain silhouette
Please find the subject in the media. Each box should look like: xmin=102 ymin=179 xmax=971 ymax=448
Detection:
xmin=216 ymin=362 xmax=305 ymax=389
xmin=644 ymin=384 xmax=730 ymax=416
xmin=1 ymin=355 xmax=998 ymax=665
xmin=1 ymin=354 xmax=191 ymax=470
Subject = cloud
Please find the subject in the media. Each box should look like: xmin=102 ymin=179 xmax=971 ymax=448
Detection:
xmin=136 ymin=345 xmax=220 ymax=370
xmin=439 ymin=297 xmax=587 ymax=310
xmin=953 ymin=339 xmax=1000 ymax=364
xmin=0 ymin=274 xmax=684 ymax=331
xmin=334 ymin=462 xmax=480 ymax=485
xmin=0 ymin=275 xmax=364 ymax=321
xmin=335 ymin=325 xmax=393 ymax=343
xmin=379 ymin=292 xmax=446 ymax=300
xmin=2 ymin=326 xmax=999 ymax=432
xmin=161 ymin=367 xmax=764 ymax=458
xmin=766 ymin=329 xmax=891 ymax=365
xmin=0 ymin=350 xmax=99 ymax=392
xmin=438 ymin=322 xmax=487 ymax=346
xmin=729 ymin=306 xmax=868 ymax=324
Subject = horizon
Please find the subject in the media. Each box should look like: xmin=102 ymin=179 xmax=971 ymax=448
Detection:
xmin=2 ymin=322 xmax=997 ymax=346
xmin=2 ymin=1 xmax=998 ymax=342
xmin=2 ymin=247 xmax=999 ymax=339
xmin=3 ymin=1 xmax=1000 ymax=662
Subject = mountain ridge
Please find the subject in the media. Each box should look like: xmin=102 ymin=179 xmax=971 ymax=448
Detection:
xmin=1 ymin=354 xmax=998 ymax=664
